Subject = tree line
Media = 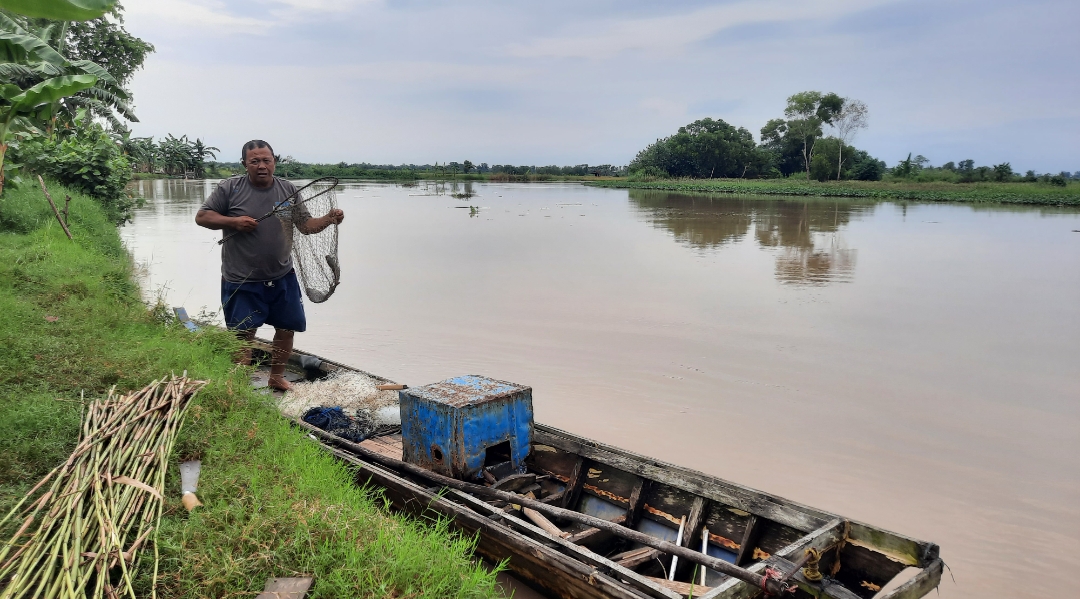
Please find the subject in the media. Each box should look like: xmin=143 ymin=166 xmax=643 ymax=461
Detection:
xmin=889 ymin=154 xmax=1075 ymax=186
xmin=211 ymin=159 xmax=629 ymax=180
xmin=630 ymin=91 xmax=883 ymax=181
xmin=122 ymin=133 xmax=218 ymax=177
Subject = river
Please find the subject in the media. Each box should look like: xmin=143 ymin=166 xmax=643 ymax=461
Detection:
xmin=122 ymin=179 xmax=1079 ymax=599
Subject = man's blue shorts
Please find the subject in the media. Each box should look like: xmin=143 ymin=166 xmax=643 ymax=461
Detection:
xmin=221 ymin=270 xmax=307 ymax=332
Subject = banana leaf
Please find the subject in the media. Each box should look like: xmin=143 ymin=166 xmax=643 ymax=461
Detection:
xmin=0 ymin=31 xmax=69 ymax=67
xmin=9 ymin=74 xmax=97 ymax=112
xmin=0 ymin=0 xmax=116 ymax=21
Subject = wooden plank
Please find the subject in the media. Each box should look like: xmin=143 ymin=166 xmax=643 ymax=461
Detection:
xmin=255 ymin=577 xmax=314 ymax=599
xmin=734 ymin=516 xmax=760 ymax=567
xmin=682 ymin=497 xmax=708 ymax=549
xmin=831 ymin=538 xmax=909 ymax=597
xmin=772 ymin=557 xmax=864 ymax=599
xmin=567 ymin=515 xmax=627 ymax=544
xmin=535 ymin=426 xmax=832 ymax=533
xmin=326 ymin=445 xmax=657 ymax=599
xmin=612 ymin=546 xmax=655 ymax=562
xmin=562 ymin=456 xmax=586 ymax=509
xmin=618 ymin=548 xmax=661 ymax=570
xmin=625 ymin=478 xmax=649 ymax=528
xmin=443 ymin=488 xmax=681 ymax=599
xmin=643 ymin=576 xmax=713 ymax=597
xmin=697 ymin=518 xmax=846 ymax=599
xmin=875 ymin=559 xmax=943 ymax=599
xmin=303 ymin=418 xmax=795 ymax=595
xmin=846 ymin=522 xmax=939 ymax=568
xmin=539 ymin=489 xmax=567 ymax=504
xmin=522 ymin=506 xmax=571 ymax=538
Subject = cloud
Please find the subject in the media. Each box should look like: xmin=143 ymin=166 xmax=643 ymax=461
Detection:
xmin=509 ymin=0 xmax=897 ymax=59
xmin=122 ymin=0 xmax=1080 ymax=171
xmin=125 ymin=0 xmax=271 ymax=32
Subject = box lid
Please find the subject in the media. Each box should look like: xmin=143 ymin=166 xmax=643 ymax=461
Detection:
xmin=404 ymin=375 xmax=530 ymax=408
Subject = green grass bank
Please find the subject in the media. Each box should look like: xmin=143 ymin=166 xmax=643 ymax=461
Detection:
xmin=585 ymin=177 xmax=1080 ymax=206
xmin=0 ymin=182 xmax=505 ymax=598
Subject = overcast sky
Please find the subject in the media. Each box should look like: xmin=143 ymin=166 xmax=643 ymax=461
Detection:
xmin=123 ymin=0 xmax=1078 ymax=171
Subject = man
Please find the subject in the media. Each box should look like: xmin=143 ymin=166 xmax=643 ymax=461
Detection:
xmin=196 ymin=140 xmax=344 ymax=390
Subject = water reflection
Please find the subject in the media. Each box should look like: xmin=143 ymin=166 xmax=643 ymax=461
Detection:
xmin=629 ymin=190 xmax=875 ymax=285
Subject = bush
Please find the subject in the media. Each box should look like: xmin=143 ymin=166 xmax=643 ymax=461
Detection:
xmin=810 ymin=154 xmax=832 ymax=182
xmin=852 ymin=158 xmax=884 ymax=181
xmin=16 ymin=125 xmax=134 ymax=220
xmin=1050 ymin=175 xmax=1067 ymax=187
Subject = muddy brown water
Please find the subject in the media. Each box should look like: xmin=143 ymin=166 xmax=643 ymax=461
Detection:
xmin=123 ymin=179 xmax=1079 ymax=598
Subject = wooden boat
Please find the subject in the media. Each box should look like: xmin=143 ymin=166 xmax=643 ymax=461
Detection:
xmin=258 ymin=343 xmax=943 ymax=599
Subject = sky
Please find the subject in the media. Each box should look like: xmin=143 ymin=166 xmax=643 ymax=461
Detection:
xmin=122 ymin=0 xmax=1080 ymax=172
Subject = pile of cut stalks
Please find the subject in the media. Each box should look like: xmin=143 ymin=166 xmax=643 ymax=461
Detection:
xmin=0 ymin=375 xmax=206 ymax=599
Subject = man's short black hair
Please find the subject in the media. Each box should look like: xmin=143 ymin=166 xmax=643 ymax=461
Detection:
xmin=241 ymin=140 xmax=275 ymax=162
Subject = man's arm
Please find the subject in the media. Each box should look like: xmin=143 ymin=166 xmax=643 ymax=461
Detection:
xmin=296 ymin=209 xmax=344 ymax=235
xmin=195 ymin=209 xmax=259 ymax=232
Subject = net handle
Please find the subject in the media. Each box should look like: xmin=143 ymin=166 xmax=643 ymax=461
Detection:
xmin=217 ymin=176 xmax=340 ymax=245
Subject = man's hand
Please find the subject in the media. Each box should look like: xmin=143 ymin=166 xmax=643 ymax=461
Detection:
xmin=232 ymin=215 xmax=259 ymax=232
xmin=196 ymin=209 xmax=260 ymax=232
xmin=328 ymin=209 xmax=344 ymax=225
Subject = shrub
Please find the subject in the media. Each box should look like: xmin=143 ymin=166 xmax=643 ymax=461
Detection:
xmin=852 ymin=158 xmax=884 ymax=181
xmin=810 ymin=154 xmax=832 ymax=182
xmin=16 ymin=125 xmax=134 ymax=220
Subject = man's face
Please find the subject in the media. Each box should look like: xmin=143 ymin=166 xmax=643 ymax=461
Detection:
xmin=244 ymin=146 xmax=275 ymax=187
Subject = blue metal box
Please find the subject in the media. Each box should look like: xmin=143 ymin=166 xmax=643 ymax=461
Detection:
xmin=400 ymin=375 xmax=533 ymax=481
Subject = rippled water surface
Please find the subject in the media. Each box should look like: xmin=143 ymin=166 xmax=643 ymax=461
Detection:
xmin=123 ymin=179 xmax=1080 ymax=598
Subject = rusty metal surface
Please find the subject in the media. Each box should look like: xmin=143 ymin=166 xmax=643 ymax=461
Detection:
xmin=400 ymin=375 xmax=534 ymax=481
xmin=407 ymin=375 xmax=529 ymax=408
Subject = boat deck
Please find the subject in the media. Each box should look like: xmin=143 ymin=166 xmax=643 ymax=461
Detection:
xmin=359 ymin=433 xmax=404 ymax=461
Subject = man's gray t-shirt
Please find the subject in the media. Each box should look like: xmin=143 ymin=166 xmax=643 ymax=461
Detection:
xmin=201 ymin=175 xmax=300 ymax=283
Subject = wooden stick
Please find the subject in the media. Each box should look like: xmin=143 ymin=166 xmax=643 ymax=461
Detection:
xmin=670 ymin=515 xmax=686 ymax=580
xmin=38 ymin=176 xmax=73 ymax=240
xmin=297 ymin=420 xmax=798 ymax=596
xmin=521 ymin=507 xmax=570 ymax=539
xmin=63 ymin=194 xmax=71 ymax=226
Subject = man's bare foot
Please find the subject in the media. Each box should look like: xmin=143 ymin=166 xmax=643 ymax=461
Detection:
xmin=268 ymin=375 xmax=292 ymax=391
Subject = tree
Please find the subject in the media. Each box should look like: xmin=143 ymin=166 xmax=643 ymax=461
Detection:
xmin=64 ymin=3 xmax=154 ymax=90
xmin=630 ymin=117 xmax=759 ymax=178
xmin=893 ymin=153 xmax=916 ymax=178
xmin=189 ymin=137 xmax=217 ymax=178
xmin=830 ymin=98 xmax=867 ymax=180
xmin=759 ymin=118 xmax=803 ymax=176
xmin=462 ymin=159 xmax=473 ymax=173
xmin=992 ymin=162 xmax=1013 ymax=182
xmin=0 ymin=12 xmax=138 ymax=131
xmin=783 ymin=91 xmax=843 ymax=180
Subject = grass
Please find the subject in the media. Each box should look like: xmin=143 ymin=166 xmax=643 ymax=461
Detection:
xmin=0 ymin=180 xmax=506 ymax=598
xmin=586 ymin=177 xmax=1080 ymax=206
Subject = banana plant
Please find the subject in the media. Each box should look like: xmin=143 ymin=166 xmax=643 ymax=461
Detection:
xmin=0 ymin=74 xmax=97 ymax=194
xmin=0 ymin=12 xmax=135 ymax=133
xmin=0 ymin=0 xmax=115 ymax=21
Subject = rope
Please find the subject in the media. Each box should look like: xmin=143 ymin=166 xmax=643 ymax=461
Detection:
xmin=802 ymin=548 xmax=823 ymax=581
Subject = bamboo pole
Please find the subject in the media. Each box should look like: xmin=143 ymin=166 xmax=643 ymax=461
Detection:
xmin=0 ymin=376 xmax=205 ymax=599
xmin=38 ymin=176 xmax=73 ymax=241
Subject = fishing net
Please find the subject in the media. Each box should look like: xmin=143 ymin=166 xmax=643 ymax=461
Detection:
xmin=301 ymin=406 xmax=373 ymax=443
xmin=280 ymin=177 xmax=341 ymax=303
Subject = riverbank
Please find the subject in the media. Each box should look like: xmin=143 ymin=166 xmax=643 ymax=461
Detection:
xmin=586 ymin=178 xmax=1080 ymax=205
xmin=0 ymin=182 xmax=505 ymax=597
